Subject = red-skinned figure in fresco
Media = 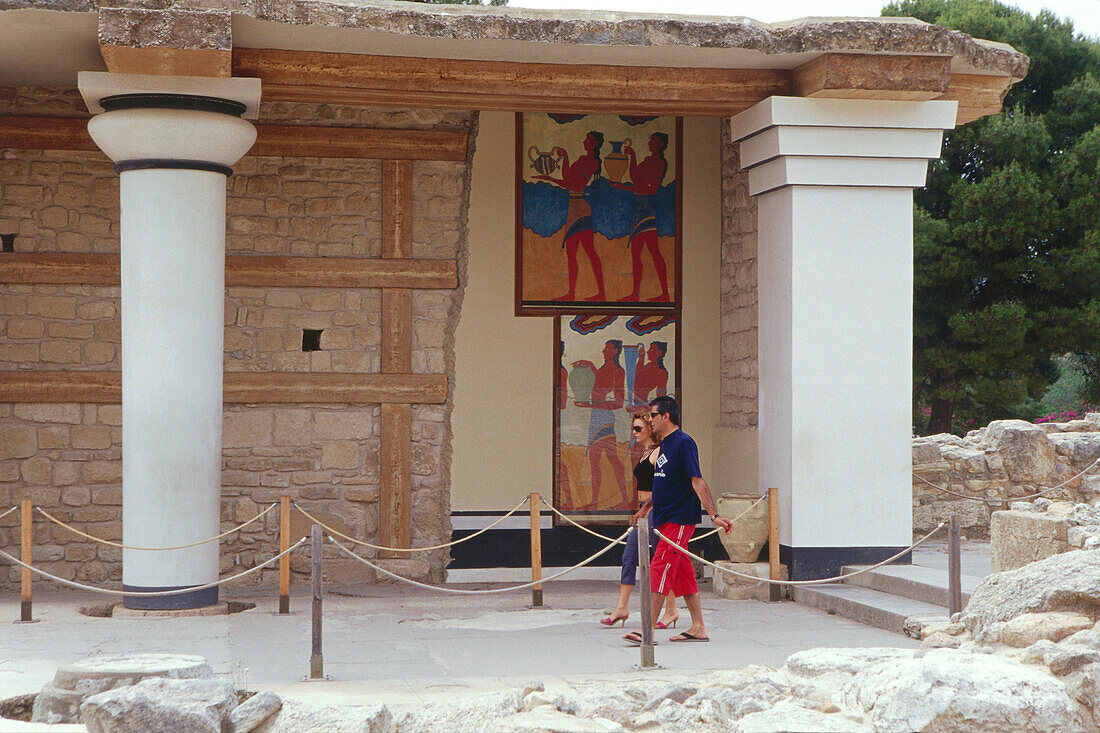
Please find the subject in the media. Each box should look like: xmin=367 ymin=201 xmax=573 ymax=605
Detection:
xmin=611 ymin=132 xmax=671 ymax=302
xmin=627 ymin=340 xmax=669 ymax=468
xmin=534 ymin=131 xmax=608 ymax=302
xmin=572 ymin=339 xmax=628 ymax=508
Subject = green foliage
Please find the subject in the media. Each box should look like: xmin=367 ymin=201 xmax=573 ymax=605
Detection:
xmin=884 ymin=1 xmax=1100 ymax=434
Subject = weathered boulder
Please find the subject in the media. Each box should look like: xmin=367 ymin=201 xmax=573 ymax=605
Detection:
xmin=920 ymin=631 xmax=963 ymax=649
xmin=1001 ymin=612 xmax=1094 ymax=648
xmin=783 ymin=648 xmax=916 ymax=702
xmin=842 ymin=648 xmax=1086 ymax=732
xmin=962 ymin=549 xmax=1100 ymax=642
xmin=1072 ymin=663 xmax=1100 ymax=729
xmin=712 ymin=562 xmax=787 ymax=601
xmin=985 ymin=420 xmax=1057 ymax=484
xmin=990 ymin=509 xmax=1070 ymax=572
xmin=734 ymin=698 xmax=864 ymax=732
xmin=31 ymin=653 xmax=215 ymax=724
xmin=1044 ymin=647 xmax=1100 ymax=676
xmin=257 ymin=699 xmax=393 ymax=733
xmin=228 ymin=691 xmax=283 ymax=733
xmin=80 ymin=677 xmax=237 ymax=733
xmin=492 ymin=707 xmax=622 ymax=732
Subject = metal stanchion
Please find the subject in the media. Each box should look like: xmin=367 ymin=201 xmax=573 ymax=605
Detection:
xmin=18 ymin=499 xmax=36 ymax=623
xmin=529 ymin=493 xmax=543 ymax=608
xmin=948 ymin=514 xmax=962 ymax=617
xmin=309 ymin=524 xmax=324 ymax=679
xmin=279 ymin=495 xmax=291 ymax=614
xmin=768 ymin=488 xmax=781 ymax=602
xmin=636 ymin=516 xmax=656 ymax=668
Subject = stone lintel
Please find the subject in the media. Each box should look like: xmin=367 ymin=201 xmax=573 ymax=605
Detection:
xmin=792 ymin=53 xmax=952 ymax=101
xmin=98 ymin=8 xmax=232 ymax=78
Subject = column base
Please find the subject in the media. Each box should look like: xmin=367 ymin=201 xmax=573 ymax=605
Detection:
xmin=123 ymin=584 xmax=218 ymax=611
xmin=780 ymin=545 xmax=911 ymax=580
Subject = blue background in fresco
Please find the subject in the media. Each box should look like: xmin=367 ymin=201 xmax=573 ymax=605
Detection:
xmin=522 ymin=179 xmax=677 ymax=239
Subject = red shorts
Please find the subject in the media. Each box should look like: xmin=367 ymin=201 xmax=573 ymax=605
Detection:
xmin=650 ymin=523 xmax=697 ymax=597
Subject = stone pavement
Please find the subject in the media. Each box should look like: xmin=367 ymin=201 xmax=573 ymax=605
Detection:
xmin=0 ymin=577 xmax=921 ymax=727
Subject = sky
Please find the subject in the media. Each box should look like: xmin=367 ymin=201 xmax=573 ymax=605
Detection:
xmin=508 ymin=0 xmax=1100 ymax=40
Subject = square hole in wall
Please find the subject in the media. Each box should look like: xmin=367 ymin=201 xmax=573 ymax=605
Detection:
xmin=302 ymin=329 xmax=323 ymax=352
xmin=1 ymin=234 xmax=13 ymax=252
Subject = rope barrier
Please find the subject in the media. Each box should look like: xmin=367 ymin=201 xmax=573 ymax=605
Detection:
xmin=0 ymin=537 xmax=308 ymax=597
xmin=35 ymin=503 xmax=279 ymax=551
xmin=538 ymin=499 xmax=628 ymax=545
xmin=539 ymin=494 xmax=767 ymax=544
xmin=653 ymin=522 xmax=947 ymax=586
xmin=0 ymin=505 xmax=17 ymax=522
xmin=294 ymin=495 xmax=531 ymax=553
xmin=327 ymin=527 xmax=633 ymax=595
xmin=913 ymin=457 xmax=1100 ymax=503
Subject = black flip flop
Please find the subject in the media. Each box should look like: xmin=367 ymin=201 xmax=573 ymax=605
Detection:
xmin=623 ymin=632 xmax=658 ymax=646
xmin=669 ymin=632 xmax=709 ymax=642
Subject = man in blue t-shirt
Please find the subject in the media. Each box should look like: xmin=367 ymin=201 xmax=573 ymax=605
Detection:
xmin=625 ymin=395 xmax=731 ymax=644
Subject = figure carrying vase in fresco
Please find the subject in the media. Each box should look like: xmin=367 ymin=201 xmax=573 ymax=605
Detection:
xmin=610 ymin=132 xmax=671 ymax=302
xmin=533 ymin=131 xmax=608 ymax=302
xmin=571 ymin=339 xmax=628 ymax=509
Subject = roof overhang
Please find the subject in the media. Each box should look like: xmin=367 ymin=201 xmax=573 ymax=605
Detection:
xmin=0 ymin=1 xmax=1029 ymax=124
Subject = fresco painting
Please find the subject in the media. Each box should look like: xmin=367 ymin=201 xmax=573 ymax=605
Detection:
xmin=556 ymin=315 xmax=677 ymax=522
xmin=519 ymin=114 xmax=679 ymax=313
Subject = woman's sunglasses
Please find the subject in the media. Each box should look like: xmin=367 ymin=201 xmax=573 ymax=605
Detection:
xmin=632 ymin=425 xmax=644 ymax=432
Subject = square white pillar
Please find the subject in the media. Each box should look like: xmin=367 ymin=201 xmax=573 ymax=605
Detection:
xmin=730 ymin=97 xmax=957 ymax=578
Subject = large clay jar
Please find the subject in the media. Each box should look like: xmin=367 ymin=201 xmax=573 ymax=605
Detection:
xmin=715 ymin=493 xmax=769 ymax=562
xmin=602 ymin=139 xmax=631 ymax=183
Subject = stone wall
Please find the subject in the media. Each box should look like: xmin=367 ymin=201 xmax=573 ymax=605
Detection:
xmin=0 ymin=86 xmax=473 ymax=588
xmin=718 ymin=122 xmax=758 ymax=429
xmin=912 ymin=416 xmax=1100 ymax=537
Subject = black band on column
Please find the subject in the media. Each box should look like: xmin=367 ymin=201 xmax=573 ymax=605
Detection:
xmin=100 ymin=93 xmax=246 ymax=117
xmin=115 ymin=159 xmax=233 ymax=176
xmin=123 ymin=584 xmax=219 ymax=611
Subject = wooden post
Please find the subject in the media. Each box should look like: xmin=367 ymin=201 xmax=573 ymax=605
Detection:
xmin=309 ymin=524 xmax=324 ymax=680
xmin=636 ymin=517 xmax=655 ymax=668
xmin=530 ymin=492 xmax=543 ymax=607
xmin=768 ymin=488 xmax=781 ymax=602
xmin=279 ymin=495 xmax=290 ymax=614
xmin=20 ymin=499 xmax=32 ymax=622
xmin=948 ymin=514 xmax=962 ymax=617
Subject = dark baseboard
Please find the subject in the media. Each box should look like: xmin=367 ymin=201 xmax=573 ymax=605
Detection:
xmin=123 ymin=585 xmax=219 ymax=610
xmin=446 ymin=527 xmax=727 ymax=569
xmin=779 ymin=545 xmax=911 ymax=580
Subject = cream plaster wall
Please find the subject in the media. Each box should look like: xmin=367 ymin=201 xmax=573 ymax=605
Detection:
xmin=452 ymin=113 xmax=726 ymax=511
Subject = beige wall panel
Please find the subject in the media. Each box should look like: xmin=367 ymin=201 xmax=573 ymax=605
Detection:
xmin=680 ymin=116 xmax=723 ymax=488
xmin=452 ymin=111 xmax=551 ymax=511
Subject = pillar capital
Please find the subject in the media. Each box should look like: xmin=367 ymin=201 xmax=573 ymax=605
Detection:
xmin=78 ymin=72 xmax=259 ymax=175
xmin=729 ymin=96 xmax=958 ymax=195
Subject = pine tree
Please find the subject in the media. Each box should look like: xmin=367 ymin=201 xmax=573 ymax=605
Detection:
xmin=883 ymin=0 xmax=1100 ymax=433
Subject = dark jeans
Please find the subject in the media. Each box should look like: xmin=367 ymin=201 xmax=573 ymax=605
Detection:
xmin=620 ymin=521 xmax=659 ymax=586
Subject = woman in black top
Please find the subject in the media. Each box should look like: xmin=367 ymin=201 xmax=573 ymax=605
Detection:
xmin=600 ymin=409 xmax=678 ymax=627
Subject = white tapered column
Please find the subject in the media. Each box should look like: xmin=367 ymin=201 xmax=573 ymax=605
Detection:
xmin=80 ymin=73 xmax=258 ymax=608
xmin=730 ymin=97 xmax=957 ymax=579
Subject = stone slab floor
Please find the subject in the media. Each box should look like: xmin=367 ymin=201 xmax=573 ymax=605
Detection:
xmin=0 ymin=578 xmax=925 ymax=720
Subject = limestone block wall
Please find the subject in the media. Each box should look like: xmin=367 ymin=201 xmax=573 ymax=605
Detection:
xmin=912 ymin=416 xmax=1100 ymax=536
xmin=0 ymin=86 xmax=471 ymax=588
xmin=719 ymin=123 xmax=758 ymax=429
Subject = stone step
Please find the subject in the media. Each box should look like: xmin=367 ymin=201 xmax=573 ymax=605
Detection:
xmin=839 ymin=564 xmax=983 ymax=607
xmin=791 ymin=584 xmax=947 ymax=635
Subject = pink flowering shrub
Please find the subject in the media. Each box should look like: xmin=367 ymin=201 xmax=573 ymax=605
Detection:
xmin=1035 ymin=403 xmax=1099 ymax=424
